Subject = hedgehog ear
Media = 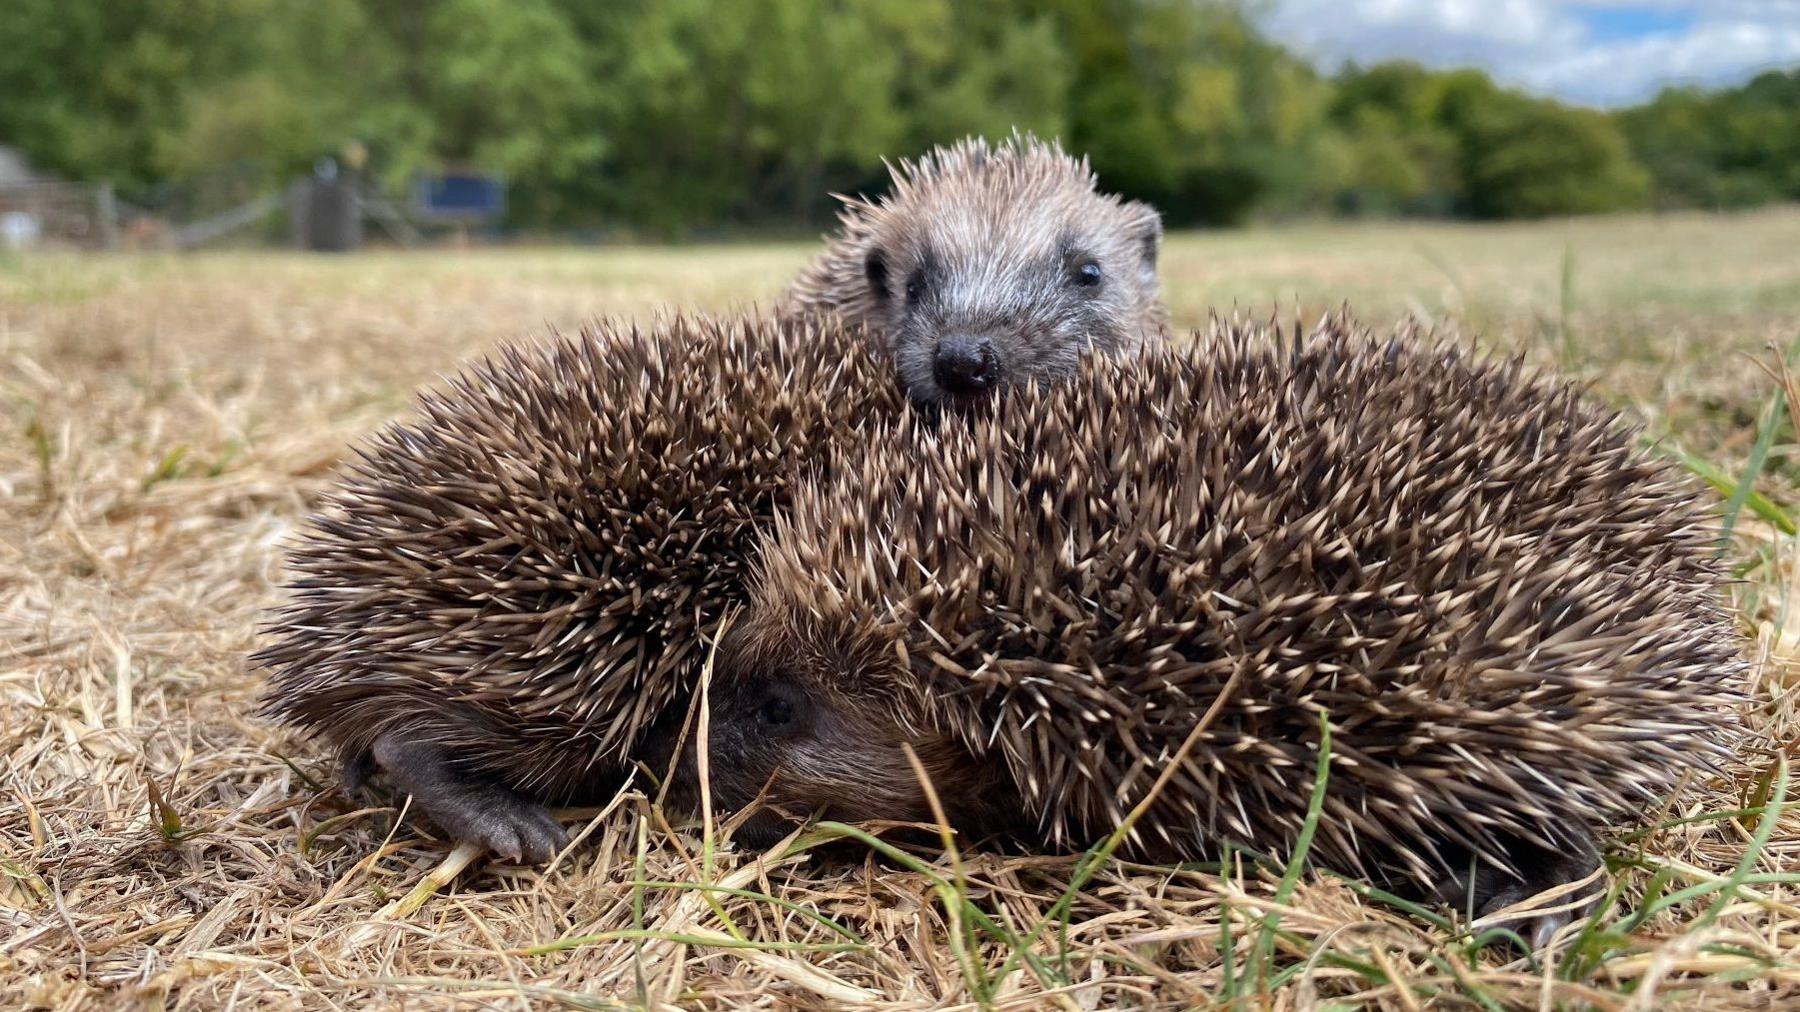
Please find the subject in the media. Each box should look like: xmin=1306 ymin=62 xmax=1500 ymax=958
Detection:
xmin=864 ymin=251 xmax=890 ymax=302
xmin=1124 ymin=201 xmax=1162 ymax=279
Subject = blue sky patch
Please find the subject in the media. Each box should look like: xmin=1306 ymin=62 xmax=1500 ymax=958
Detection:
xmin=1572 ymin=4 xmax=1698 ymax=42
xmin=1259 ymin=1 xmax=1799 ymax=106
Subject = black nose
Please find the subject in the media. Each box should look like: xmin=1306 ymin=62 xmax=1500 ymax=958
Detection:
xmin=933 ymin=335 xmax=998 ymax=395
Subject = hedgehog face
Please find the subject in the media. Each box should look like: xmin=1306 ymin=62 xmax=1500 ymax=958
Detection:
xmin=782 ymin=138 xmax=1164 ymax=407
xmin=861 ymin=193 xmax=1162 ymax=406
xmin=669 ymin=626 xmax=992 ymax=848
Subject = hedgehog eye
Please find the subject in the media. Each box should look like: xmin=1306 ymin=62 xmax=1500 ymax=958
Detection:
xmin=1072 ymin=261 xmax=1102 ymax=288
xmin=864 ymin=252 xmax=889 ymax=301
xmin=757 ymin=696 xmax=795 ymax=728
xmin=904 ymin=271 xmax=926 ymax=303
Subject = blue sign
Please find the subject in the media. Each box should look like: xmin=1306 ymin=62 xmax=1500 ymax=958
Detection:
xmin=412 ymin=173 xmax=506 ymax=222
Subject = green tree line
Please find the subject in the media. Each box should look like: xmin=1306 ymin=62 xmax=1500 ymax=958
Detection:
xmin=2 ymin=0 xmax=1795 ymax=233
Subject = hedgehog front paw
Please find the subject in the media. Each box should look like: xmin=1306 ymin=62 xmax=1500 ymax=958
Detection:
xmin=1439 ymin=831 xmax=1604 ymax=951
xmin=369 ymin=734 xmax=568 ymax=863
xmin=428 ymin=788 xmax=568 ymax=864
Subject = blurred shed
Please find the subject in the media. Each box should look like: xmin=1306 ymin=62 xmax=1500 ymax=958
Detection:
xmin=0 ymin=144 xmax=118 ymax=249
xmin=0 ymin=145 xmax=49 ymax=186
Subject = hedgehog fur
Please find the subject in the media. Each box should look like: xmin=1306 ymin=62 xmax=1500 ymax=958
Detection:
xmin=699 ymin=315 xmax=1747 ymax=937
xmin=256 ymin=314 xmax=907 ymax=859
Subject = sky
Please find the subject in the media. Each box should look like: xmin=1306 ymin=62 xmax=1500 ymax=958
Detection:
xmin=1258 ymin=1 xmax=1800 ymax=106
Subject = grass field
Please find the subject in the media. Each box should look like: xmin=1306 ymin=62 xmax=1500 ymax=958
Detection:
xmin=4 ymin=208 xmax=1799 ymax=1008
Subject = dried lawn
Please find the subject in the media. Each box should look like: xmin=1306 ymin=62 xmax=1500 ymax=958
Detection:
xmin=4 ymin=210 xmax=1799 ymax=1009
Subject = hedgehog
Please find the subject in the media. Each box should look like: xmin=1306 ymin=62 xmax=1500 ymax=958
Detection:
xmin=683 ymin=316 xmax=1746 ymax=945
xmin=255 ymin=314 xmax=908 ymax=862
xmin=781 ymin=134 xmax=1166 ymax=406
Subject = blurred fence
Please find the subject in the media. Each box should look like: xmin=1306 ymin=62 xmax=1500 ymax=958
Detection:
xmin=0 ymin=181 xmax=118 ymax=250
xmin=0 ymin=169 xmax=441 ymax=252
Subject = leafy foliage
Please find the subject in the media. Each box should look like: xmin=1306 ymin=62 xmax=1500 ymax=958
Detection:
xmin=0 ymin=0 xmax=1793 ymax=231
xmin=1621 ymin=70 xmax=1800 ymax=209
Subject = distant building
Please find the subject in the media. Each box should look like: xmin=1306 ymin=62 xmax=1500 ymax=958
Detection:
xmin=0 ymin=146 xmax=44 ymax=248
xmin=1 ymin=145 xmax=46 ymax=184
xmin=0 ymin=145 xmax=116 ymax=249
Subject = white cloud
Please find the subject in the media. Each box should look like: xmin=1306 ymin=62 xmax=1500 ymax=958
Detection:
xmin=1579 ymin=1 xmax=1800 ymax=16
xmin=1532 ymin=19 xmax=1800 ymax=104
xmin=1260 ymin=0 xmax=1800 ymax=105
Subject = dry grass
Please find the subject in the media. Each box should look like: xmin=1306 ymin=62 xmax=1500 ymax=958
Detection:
xmin=4 ymin=208 xmax=1800 ymax=1009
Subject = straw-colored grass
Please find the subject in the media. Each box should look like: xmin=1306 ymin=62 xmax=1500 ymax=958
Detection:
xmin=4 ymin=208 xmax=1799 ymax=1009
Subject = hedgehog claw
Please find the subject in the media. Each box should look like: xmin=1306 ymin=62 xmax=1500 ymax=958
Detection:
xmin=451 ymin=797 xmax=568 ymax=864
xmin=1444 ymin=830 xmax=1603 ymax=953
xmin=1468 ymin=877 xmax=1597 ymax=953
xmin=368 ymin=733 xmax=568 ymax=863
xmin=1529 ymin=909 xmax=1576 ymax=952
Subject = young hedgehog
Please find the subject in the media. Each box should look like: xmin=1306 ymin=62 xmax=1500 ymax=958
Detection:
xmin=781 ymin=134 xmax=1165 ymax=406
xmin=255 ymin=315 xmax=907 ymax=862
xmin=690 ymin=317 xmax=1746 ymax=945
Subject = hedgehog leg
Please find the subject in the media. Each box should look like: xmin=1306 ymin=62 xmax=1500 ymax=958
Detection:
xmin=369 ymin=733 xmax=568 ymax=863
xmin=340 ymin=742 xmax=377 ymax=795
xmin=1441 ymin=829 xmax=1603 ymax=950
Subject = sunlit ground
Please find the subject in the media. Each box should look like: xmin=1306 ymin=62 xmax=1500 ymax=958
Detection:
xmin=4 ymin=208 xmax=1797 ymax=1007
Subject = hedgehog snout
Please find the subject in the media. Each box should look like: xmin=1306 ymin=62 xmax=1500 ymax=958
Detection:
xmin=933 ymin=333 xmax=1001 ymax=396
xmin=661 ymin=675 xmax=814 ymax=822
xmin=688 ymin=672 xmax=963 ymax=839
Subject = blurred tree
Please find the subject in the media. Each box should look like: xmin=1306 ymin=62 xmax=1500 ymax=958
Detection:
xmin=187 ymin=0 xmax=600 ymax=215
xmin=172 ymin=0 xmax=429 ymax=188
xmin=1459 ymin=95 xmax=1650 ymax=218
xmin=0 ymin=0 xmax=1786 ymax=231
xmin=562 ymin=0 xmax=908 ymax=232
xmin=418 ymin=0 xmax=603 ymax=183
xmin=1323 ymin=62 xmax=1460 ymax=214
xmin=0 ymin=0 xmax=239 ymax=190
xmin=889 ymin=3 xmax=1069 ymax=157
xmin=1045 ymin=0 xmax=1332 ymax=224
xmin=1324 ymin=62 xmax=1650 ymax=219
xmin=1622 ymin=70 xmax=1800 ymax=208
xmin=564 ymin=0 xmax=1073 ymax=233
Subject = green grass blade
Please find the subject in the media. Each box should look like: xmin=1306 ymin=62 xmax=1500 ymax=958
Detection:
xmin=1692 ymin=757 xmax=1788 ymax=933
xmin=1251 ymin=710 xmax=1332 ymax=993
xmin=796 ymin=821 xmax=1060 ymax=989
xmin=1672 ymin=447 xmax=1796 ymax=537
xmin=1720 ymin=395 xmax=1784 ymax=548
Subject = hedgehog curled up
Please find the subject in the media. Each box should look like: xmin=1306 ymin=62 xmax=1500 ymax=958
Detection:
xmin=683 ymin=318 xmax=1746 ymax=945
xmin=255 ymin=315 xmax=907 ymax=862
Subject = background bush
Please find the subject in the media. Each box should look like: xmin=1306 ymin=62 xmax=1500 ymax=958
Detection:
xmin=1 ymin=0 xmax=1793 ymax=233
